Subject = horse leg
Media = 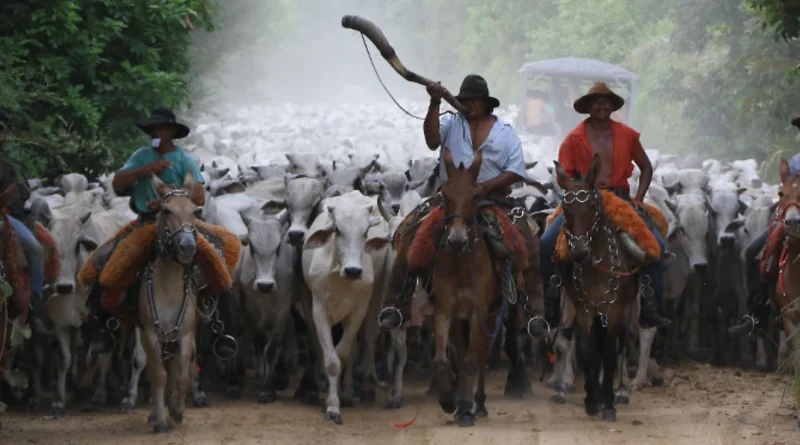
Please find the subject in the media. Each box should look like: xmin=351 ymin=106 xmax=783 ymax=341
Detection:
xmin=550 ymin=328 xmax=569 ymax=403
xmin=503 ymin=304 xmax=532 ymax=399
xmin=167 ymin=333 xmax=193 ymax=425
xmin=755 ymin=335 xmax=769 ymax=371
xmin=433 ymin=308 xmax=454 ymax=414
xmin=141 ymin=327 xmax=169 ymax=433
xmin=386 ymin=327 xmax=407 ymax=409
xmin=190 ymin=359 xmax=209 ymax=408
xmin=474 ymin=321 xmax=491 ymax=419
xmin=50 ymin=326 xmax=72 ymax=416
xmin=631 ymin=326 xmax=656 ymax=391
xmin=452 ymin=319 xmax=474 ymax=427
xmin=576 ymin=325 xmax=599 ymax=417
xmin=121 ymin=327 xmax=147 ymax=412
xmin=615 ymin=343 xmax=631 ymax=405
xmin=601 ymin=327 xmax=619 ymax=422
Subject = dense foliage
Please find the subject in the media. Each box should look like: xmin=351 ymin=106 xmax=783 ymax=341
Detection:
xmin=0 ymin=0 xmax=216 ymax=178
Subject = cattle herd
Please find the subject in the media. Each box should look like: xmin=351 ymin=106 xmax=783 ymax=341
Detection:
xmin=2 ymin=101 xmax=795 ymax=431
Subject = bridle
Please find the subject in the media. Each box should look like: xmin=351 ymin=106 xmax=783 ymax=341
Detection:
xmin=155 ymin=190 xmax=198 ymax=259
xmin=439 ymin=192 xmax=480 ymax=253
xmin=561 ymin=189 xmax=601 ymax=249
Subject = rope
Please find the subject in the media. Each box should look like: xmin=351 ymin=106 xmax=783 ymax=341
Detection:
xmin=360 ymin=34 xmax=453 ymax=121
xmin=0 ymin=300 xmax=8 ymax=359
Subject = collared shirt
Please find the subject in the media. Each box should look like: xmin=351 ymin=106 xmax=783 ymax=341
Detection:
xmin=557 ymin=119 xmax=641 ymax=191
xmin=789 ymin=153 xmax=800 ymax=175
xmin=438 ymin=113 xmax=527 ymax=184
xmin=120 ymin=146 xmax=205 ymax=213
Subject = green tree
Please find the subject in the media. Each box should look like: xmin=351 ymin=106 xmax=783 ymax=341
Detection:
xmin=0 ymin=0 xmax=216 ymax=178
xmin=748 ymin=0 xmax=800 ymax=41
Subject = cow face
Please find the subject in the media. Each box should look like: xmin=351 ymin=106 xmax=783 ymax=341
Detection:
xmin=284 ymin=176 xmax=325 ymax=245
xmin=671 ymin=195 xmax=710 ymax=273
xmin=50 ymin=208 xmax=94 ymax=295
xmin=243 ymin=211 xmax=290 ymax=293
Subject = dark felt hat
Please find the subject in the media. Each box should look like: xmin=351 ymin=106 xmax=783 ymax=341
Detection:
xmin=573 ymin=82 xmax=625 ymax=114
xmin=136 ymin=107 xmax=190 ymax=139
xmin=455 ymin=74 xmax=500 ymax=109
xmin=792 ymin=115 xmax=800 ymax=129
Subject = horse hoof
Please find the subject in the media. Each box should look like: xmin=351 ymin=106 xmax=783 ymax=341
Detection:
xmin=439 ymin=398 xmax=456 ymax=414
xmin=191 ymin=397 xmax=210 ymax=408
xmin=226 ymin=386 xmax=241 ymax=399
xmin=602 ymin=410 xmax=616 ymax=422
xmin=120 ymin=401 xmax=135 ymax=413
xmin=258 ymin=391 xmax=276 ymax=404
xmin=323 ymin=411 xmax=343 ymax=425
xmin=147 ymin=414 xmax=158 ymax=425
xmin=585 ymin=404 xmax=599 ymax=417
xmin=474 ymin=406 xmax=488 ymax=418
xmin=614 ymin=395 xmax=630 ymax=405
xmin=170 ymin=412 xmax=183 ymax=424
xmin=274 ymin=374 xmax=290 ymax=391
xmin=153 ymin=424 xmax=171 ymax=434
xmin=550 ymin=394 xmax=566 ymax=404
xmin=457 ymin=412 xmax=475 ymax=427
xmin=386 ymin=399 xmax=402 ymax=410
xmin=340 ymin=397 xmax=355 ymax=408
xmin=360 ymin=389 xmax=376 ymax=403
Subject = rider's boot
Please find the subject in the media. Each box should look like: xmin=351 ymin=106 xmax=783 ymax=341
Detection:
xmin=87 ymin=283 xmax=118 ymax=354
xmin=638 ymin=272 xmax=672 ymax=329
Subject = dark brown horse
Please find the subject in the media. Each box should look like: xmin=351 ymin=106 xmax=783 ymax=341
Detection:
xmin=553 ymin=155 xmax=639 ymax=422
xmin=772 ymin=159 xmax=800 ymax=428
xmin=431 ymin=149 xmax=501 ymax=427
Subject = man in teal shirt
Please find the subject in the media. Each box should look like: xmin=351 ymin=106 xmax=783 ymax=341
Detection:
xmin=112 ymin=107 xmax=205 ymax=220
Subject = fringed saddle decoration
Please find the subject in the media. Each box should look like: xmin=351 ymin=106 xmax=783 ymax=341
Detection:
xmin=546 ymin=191 xmax=668 ymax=263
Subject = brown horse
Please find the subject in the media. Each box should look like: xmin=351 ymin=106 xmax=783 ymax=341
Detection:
xmin=553 ymin=155 xmax=639 ymax=422
xmin=139 ymin=172 xmax=203 ymax=433
xmin=431 ymin=149 xmax=501 ymax=427
xmin=773 ymin=159 xmax=800 ymax=429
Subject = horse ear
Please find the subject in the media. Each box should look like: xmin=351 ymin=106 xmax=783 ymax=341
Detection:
xmin=779 ymin=159 xmax=791 ymax=184
xmin=182 ymin=171 xmax=196 ymax=193
xmin=553 ymin=161 xmax=570 ymax=188
xmin=468 ymin=150 xmax=483 ymax=181
xmin=442 ymin=148 xmax=456 ymax=179
xmin=586 ymin=154 xmax=602 ymax=186
xmin=151 ymin=173 xmax=172 ymax=197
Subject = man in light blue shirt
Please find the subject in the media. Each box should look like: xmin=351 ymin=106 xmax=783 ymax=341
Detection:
xmin=380 ymin=75 xmax=549 ymax=339
xmin=738 ymin=115 xmax=800 ymax=335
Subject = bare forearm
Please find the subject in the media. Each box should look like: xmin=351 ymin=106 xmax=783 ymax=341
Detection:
xmin=112 ymin=166 xmax=151 ymax=190
xmin=481 ymin=171 xmax=523 ymax=194
xmin=635 ymin=168 xmax=652 ymax=202
xmin=424 ymin=100 xmax=441 ymax=150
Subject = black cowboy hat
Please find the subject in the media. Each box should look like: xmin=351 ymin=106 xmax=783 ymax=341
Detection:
xmin=573 ymin=82 xmax=625 ymax=114
xmin=455 ymin=74 xmax=500 ymax=109
xmin=792 ymin=115 xmax=800 ymax=129
xmin=136 ymin=107 xmax=190 ymax=139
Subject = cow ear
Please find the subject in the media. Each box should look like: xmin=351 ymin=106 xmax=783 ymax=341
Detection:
xmin=365 ymin=235 xmax=391 ymax=252
xmin=79 ymin=210 xmax=92 ymax=224
xmin=724 ymin=218 xmax=745 ymax=233
xmin=261 ymin=199 xmax=287 ymax=215
xmin=368 ymin=216 xmax=383 ymax=227
xmin=78 ymin=235 xmax=98 ymax=252
xmin=303 ymin=228 xmax=334 ymax=250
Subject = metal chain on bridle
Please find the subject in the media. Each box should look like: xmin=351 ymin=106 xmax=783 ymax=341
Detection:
xmin=507 ymin=206 xmax=551 ymax=337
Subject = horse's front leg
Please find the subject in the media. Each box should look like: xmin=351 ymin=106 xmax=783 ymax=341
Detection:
xmin=575 ymin=321 xmax=599 ymax=417
xmin=601 ymin=326 xmax=620 ymax=422
xmin=387 ymin=327 xmax=407 ymax=409
xmin=141 ymin=327 xmax=169 ymax=433
xmin=167 ymin=332 xmax=193 ymax=425
xmin=121 ymin=327 xmax=147 ymax=413
xmin=432 ymin=301 xmax=454 ymax=414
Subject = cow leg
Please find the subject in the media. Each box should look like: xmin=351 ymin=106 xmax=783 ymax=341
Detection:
xmin=387 ymin=328 xmax=407 ymax=409
xmin=50 ymin=326 xmax=72 ymax=417
xmin=631 ymin=327 xmax=656 ymax=391
xmin=90 ymin=352 xmax=112 ymax=406
xmin=294 ymin=290 xmax=321 ymax=405
xmin=311 ymin=299 xmax=344 ymax=424
xmin=550 ymin=328 xmax=569 ymax=403
xmin=29 ymin=335 xmax=46 ymax=410
xmin=600 ymin=327 xmax=619 ymax=422
xmin=340 ymin=342 xmax=356 ymax=408
xmin=122 ymin=327 xmax=147 ymax=412
xmin=615 ymin=344 xmax=632 ymax=405
xmin=503 ymin=304 xmax=532 ymax=399
xmin=433 ymin=308 xmax=454 ymax=414
xmin=358 ymin=294 xmax=381 ymax=404
xmin=755 ymin=335 xmax=769 ymax=371
xmin=258 ymin=314 xmax=291 ymax=404
xmin=141 ymin=327 xmax=169 ymax=433
xmin=190 ymin=359 xmax=209 ymax=408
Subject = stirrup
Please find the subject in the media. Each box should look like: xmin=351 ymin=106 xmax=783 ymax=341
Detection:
xmin=738 ymin=314 xmax=757 ymax=335
xmin=527 ymin=316 xmax=551 ymax=338
xmin=212 ymin=334 xmax=239 ymax=361
xmin=378 ymin=306 xmax=403 ymax=330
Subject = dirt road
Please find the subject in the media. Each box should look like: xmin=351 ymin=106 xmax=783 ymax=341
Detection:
xmin=2 ymin=364 xmax=797 ymax=445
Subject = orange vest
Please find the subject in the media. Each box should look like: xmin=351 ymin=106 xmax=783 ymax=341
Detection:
xmin=557 ymin=120 xmax=640 ymax=191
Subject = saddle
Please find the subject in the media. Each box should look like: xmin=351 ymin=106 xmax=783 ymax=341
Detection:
xmin=0 ymin=215 xmax=30 ymax=320
xmin=546 ymin=191 xmax=668 ymax=264
xmin=759 ymin=222 xmax=784 ymax=282
xmin=78 ymin=220 xmax=241 ymax=318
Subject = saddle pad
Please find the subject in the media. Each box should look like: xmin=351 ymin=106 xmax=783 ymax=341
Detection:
xmin=0 ymin=216 xmax=30 ymax=319
xmin=546 ymin=191 xmax=666 ymax=263
xmin=35 ymin=222 xmax=61 ymax=283
xmin=79 ymin=221 xmax=241 ymax=298
xmin=406 ymin=206 xmax=529 ymax=284
xmin=760 ymin=222 xmax=784 ymax=281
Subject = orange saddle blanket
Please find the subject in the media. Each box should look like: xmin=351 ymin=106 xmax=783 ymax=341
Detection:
xmin=78 ymin=220 xmax=241 ymax=317
xmin=406 ymin=206 xmax=529 ymax=284
xmin=545 ymin=191 xmax=668 ymax=263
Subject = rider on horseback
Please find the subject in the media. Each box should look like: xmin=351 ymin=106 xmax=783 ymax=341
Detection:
xmin=738 ymin=115 xmax=800 ymax=333
xmin=540 ymin=83 xmax=672 ymax=329
xmin=88 ymin=108 xmax=206 ymax=352
xmin=379 ymin=74 xmax=550 ymax=337
xmin=0 ymin=109 xmax=46 ymax=320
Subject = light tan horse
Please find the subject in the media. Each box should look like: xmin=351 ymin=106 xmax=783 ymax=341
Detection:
xmin=140 ymin=172 xmax=203 ymax=433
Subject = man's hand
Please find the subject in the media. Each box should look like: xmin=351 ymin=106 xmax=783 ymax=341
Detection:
xmin=146 ymin=199 xmax=161 ymax=212
xmin=426 ymin=82 xmax=446 ymax=102
xmin=476 ymin=183 xmax=488 ymax=198
xmin=148 ymin=159 xmax=172 ymax=175
xmin=631 ymin=197 xmax=646 ymax=211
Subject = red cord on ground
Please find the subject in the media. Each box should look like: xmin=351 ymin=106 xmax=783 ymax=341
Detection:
xmin=393 ymin=405 xmax=420 ymax=428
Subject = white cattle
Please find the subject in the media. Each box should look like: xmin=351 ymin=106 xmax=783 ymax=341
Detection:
xmin=301 ymin=191 xmax=391 ymax=424
xmin=284 ymin=175 xmax=327 ymax=246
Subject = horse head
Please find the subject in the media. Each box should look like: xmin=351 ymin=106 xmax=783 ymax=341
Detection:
xmin=779 ymin=158 xmax=800 ymax=237
xmin=440 ymin=148 xmax=482 ymax=252
xmin=553 ymin=154 xmax=603 ymax=264
xmin=151 ymin=171 xmax=202 ymax=265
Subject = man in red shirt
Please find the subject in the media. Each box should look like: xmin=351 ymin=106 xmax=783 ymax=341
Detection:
xmin=540 ymin=83 xmax=671 ymax=328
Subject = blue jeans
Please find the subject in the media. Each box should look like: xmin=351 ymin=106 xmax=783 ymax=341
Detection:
xmin=8 ymin=214 xmax=44 ymax=301
xmin=539 ymin=213 xmax=665 ymax=309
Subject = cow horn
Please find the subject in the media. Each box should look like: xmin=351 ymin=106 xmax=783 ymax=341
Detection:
xmin=618 ymin=232 xmax=647 ymax=263
xmin=376 ymin=194 xmax=393 ymax=222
